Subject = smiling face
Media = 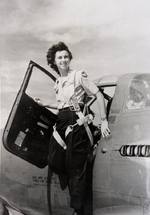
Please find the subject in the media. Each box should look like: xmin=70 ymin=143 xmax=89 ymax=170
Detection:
xmin=54 ymin=50 xmax=71 ymax=75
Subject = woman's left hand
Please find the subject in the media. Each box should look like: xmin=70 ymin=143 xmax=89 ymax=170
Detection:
xmin=101 ymin=120 xmax=111 ymax=138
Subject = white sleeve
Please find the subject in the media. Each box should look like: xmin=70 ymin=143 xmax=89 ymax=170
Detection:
xmin=76 ymin=70 xmax=99 ymax=96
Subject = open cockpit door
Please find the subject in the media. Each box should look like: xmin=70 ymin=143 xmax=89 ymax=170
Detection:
xmin=3 ymin=61 xmax=57 ymax=168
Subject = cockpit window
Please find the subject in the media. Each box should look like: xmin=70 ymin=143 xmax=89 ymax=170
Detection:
xmin=126 ymin=75 xmax=150 ymax=110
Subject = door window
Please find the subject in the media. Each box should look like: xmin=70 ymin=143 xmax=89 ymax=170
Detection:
xmin=26 ymin=66 xmax=56 ymax=113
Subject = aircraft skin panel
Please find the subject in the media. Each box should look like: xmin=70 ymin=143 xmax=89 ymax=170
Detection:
xmin=93 ymin=73 xmax=150 ymax=214
xmin=93 ymin=205 xmax=143 ymax=215
xmin=0 ymin=172 xmax=71 ymax=215
xmin=108 ymin=111 xmax=150 ymax=197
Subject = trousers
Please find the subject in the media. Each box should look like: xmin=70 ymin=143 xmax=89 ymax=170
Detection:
xmin=49 ymin=108 xmax=93 ymax=214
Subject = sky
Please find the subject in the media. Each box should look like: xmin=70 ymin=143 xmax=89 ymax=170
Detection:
xmin=1 ymin=0 xmax=150 ymax=128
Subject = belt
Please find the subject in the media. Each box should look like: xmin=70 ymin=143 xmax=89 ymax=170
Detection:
xmin=59 ymin=103 xmax=84 ymax=112
xmin=59 ymin=106 xmax=73 ymax=111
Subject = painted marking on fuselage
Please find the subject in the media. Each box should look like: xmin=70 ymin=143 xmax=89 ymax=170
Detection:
xmin=32 ymin=174 xmax=60 ymax=186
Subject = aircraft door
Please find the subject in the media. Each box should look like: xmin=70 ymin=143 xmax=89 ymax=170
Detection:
xmin=3 ymin=61 xmax=57 ymax=168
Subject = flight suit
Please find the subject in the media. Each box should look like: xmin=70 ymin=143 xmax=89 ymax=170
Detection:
xmin=49 ymin=70 xmax=99 ymax=214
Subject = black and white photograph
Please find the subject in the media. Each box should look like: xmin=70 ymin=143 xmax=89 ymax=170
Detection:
xmin=0 ymin=1 xmax=150 ymax=215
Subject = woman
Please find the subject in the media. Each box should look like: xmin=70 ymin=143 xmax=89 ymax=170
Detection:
xmin=37 ymin=42 xmax=110 ymax=215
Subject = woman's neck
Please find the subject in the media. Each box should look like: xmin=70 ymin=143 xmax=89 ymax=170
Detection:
xmin=59 ymin=68 xmax=71 ymax=77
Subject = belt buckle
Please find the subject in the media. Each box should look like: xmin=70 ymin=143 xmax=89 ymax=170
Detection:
xmin=69 ymin=95 xmax=80 ymax=112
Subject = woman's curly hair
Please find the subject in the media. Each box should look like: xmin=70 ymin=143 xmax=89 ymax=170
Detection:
xmin=46 ymin=42 xmax=73 ymax=75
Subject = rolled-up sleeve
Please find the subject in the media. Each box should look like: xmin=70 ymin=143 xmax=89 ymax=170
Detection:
xmin=76 ymin=70 xmax=99 ymax=96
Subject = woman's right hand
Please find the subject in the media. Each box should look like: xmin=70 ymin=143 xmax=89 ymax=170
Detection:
xmin=34 ymin=98 xmax=44 ymax=106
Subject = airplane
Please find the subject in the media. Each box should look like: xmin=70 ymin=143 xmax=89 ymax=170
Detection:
xmin=1 ymin=60 xmax=150 ymax=215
